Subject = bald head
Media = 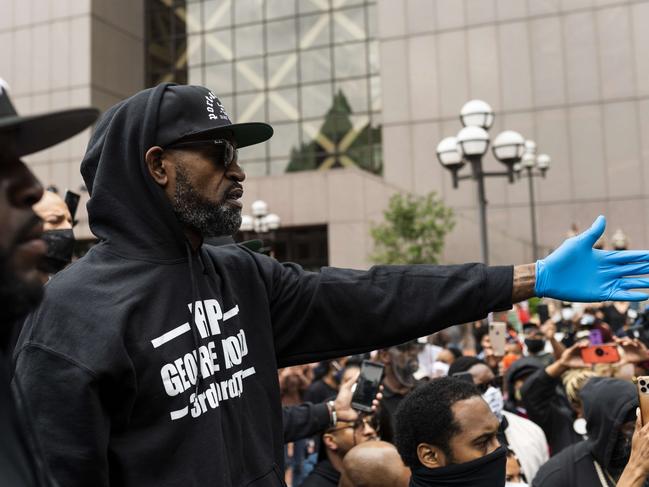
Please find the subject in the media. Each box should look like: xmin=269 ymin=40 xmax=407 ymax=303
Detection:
xmin=340 ymin=441 xmax=410 ymax=487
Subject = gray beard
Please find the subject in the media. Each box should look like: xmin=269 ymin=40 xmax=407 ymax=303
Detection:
xmin=172 ymin=165 xmax=242 ymax=238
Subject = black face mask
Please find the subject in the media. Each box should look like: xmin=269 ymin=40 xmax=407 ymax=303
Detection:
xmin=410 ymin=445 xmax=507 ymax=487
xmin=524 ymin=338 xmax=545 ymax=354
xmin=38 ymin=229 xmax=75 ymax=274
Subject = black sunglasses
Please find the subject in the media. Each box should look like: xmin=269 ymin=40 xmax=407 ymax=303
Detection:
xmin=164 ymin=138 xmax=237 ymax=168
xmin=327 ymin=414 xmax=381 ymax=434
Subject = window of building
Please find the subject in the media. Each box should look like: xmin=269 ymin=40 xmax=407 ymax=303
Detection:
xmin=145 ymin=0 xmax=382 ymax=176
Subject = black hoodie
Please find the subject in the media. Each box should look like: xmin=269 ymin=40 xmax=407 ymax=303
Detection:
xmin=13 ymin=83 xmax=513 ymax=487
xmin=518 ymin=360 xmax=582 ymax=455
xmin=532 ymin=377 xmax=638 ymax=487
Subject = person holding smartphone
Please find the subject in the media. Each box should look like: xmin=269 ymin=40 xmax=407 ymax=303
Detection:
xmin=532 ymin=377 xmax=638 ymax=487
xmin=617 ymin=408 xmax=649 ymax=487
xmin=14 ymin=83 xmax=649 ymax=487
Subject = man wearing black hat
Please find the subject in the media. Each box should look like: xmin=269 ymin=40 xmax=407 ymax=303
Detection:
xmin=0 ymin=78 xmax=98 ymax=486
xmin=13 ymin=82 xmax=649 ymax=487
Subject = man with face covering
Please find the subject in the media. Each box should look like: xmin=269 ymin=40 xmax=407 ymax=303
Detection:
xmin=448 ymin=357 xmax=548 ymax=481
xmin=378 ymin=341 xmax=421 ymax=418
xmin=32 ymin=189 xmax=75 ymax=282
xmin=532 ymin=377 xmax=639 ymax=487
xmin=395 ymin=377 xmax=507 ymax=487
xmin=0 ymin=79 xmax=98 ymax=485
xmin=13 ymin=83 xmax=649 ymax=487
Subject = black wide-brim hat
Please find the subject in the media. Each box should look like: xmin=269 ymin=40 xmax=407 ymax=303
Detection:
xmin=156 ymin=84 xmax=273 ymax=149
xmin=0 ymin=79 xmax=99 ymax=157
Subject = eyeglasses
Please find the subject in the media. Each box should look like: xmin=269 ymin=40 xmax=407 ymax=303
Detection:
xmin=327 ymin=414 xmax=380 ymax=435
xmin=476 ymin=376 xmax=503 ymax=394
xmin=164 ymin=138 xmax=237 ymax=168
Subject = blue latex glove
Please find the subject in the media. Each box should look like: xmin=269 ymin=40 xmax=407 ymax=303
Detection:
xmin=535 ymin=215 xmax=649 ymax=302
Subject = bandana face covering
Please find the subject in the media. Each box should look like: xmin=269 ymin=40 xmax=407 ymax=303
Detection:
xmin=38 ymin=229 xmax=75 ymax=274
xmin=410 ymin=445 xmax=507 ymax=487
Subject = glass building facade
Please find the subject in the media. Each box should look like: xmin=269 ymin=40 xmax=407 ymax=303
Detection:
xmin=146 ymin=0 xmax=382 ymax=177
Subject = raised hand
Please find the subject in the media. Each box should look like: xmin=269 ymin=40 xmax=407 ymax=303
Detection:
xmin=615 ymin=336 xmax=649 ymax=364
xmin=333 ymin=369 xmax=383 ymax=423
xmin=535 ymin=216 xmax=649 ymax=302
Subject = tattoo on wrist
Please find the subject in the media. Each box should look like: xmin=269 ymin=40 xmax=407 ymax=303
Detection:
xmin=512 ymin=264 xmax=536 ymax=303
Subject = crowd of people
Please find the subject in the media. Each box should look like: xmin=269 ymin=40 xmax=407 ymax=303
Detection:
xmin=3 ymin=78 xmax=649 ymax=486
xmin=279 ymin=299 xmax=649 ymax=487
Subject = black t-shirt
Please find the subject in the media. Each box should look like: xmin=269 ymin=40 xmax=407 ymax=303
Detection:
xmin=300 ymin=459 xmax=339 ymax=487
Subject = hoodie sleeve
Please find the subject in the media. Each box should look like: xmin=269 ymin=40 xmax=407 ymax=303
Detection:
xmin=255 ymin=257 xmax=513 ymax=367
xmin=521 ymin=369 xmax=561 ymax=427
xmin=283 ymin=402 xmax=331 ymax=443
xmin=13 ymin=344 xmax=110 ymax=487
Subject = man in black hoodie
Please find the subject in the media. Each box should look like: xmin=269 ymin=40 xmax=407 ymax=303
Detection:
xmin=13 ymin=83 xmax=649 ymax=487
xmin=532 ymin=377 xmax=639 ymax=487
xmin=518 ymin=342 xmax=589 ymax=455
xmin=0 ymin=79 xmax=98 ymax=486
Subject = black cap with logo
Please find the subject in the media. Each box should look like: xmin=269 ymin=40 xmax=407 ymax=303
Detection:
xmin=0 ymin=78 xmax=99 ymax=157
xmin=156 ymin=84 xmax=273 ymax=149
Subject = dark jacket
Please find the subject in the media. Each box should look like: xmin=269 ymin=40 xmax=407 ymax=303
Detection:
xmin=532 ymin=377 xmax=638 ymax=487
xmin=0 ymin=351 xmax=50 ymax=487
xmin=519 ymin=365 xmax=581 ymax=455
xmin=300 ymin=459 xmax=339 ymax=487
xmin=283 ymin=402 xmax=331 ymax=443
xmin=13 ymin=83 xmax=513 ymax=487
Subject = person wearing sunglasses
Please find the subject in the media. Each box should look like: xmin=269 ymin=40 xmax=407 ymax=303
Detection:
xmin=302 ymin=413 xmax=380 ymax=487
xmin=13 ymin=82 xmax=649 ymax=487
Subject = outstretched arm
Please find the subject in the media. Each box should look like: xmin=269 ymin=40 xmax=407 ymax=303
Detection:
xmin=512 ymin=263 xmax=536 ymax=303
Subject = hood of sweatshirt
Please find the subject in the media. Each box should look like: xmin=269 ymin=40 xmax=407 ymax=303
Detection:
xmin=505 ymin=356 xmax=543 ymax=401
xmin=80 ymin=82 xmax=189 ymax=261
xmin=581 ymin=377 xmax=637 ymax=466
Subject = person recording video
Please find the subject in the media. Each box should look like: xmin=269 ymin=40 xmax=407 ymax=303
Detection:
xmin=13 ymin=83 xmax=649 ymax=487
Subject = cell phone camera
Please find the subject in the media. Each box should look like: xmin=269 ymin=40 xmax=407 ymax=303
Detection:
xmin=642 ymin=387 xmax=648 ymax=393
xmin=595 ymin=347 xmax=605 ymax=357
xmin=641 ymin=379 xmax=647 ymax=387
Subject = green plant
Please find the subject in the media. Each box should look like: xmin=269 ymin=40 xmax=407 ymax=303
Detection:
xmin=370 ymin=192 xmax=455 ymax=265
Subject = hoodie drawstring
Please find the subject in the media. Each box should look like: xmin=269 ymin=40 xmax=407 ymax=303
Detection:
xmin=185 ymin=242 xmax=204 ymax=400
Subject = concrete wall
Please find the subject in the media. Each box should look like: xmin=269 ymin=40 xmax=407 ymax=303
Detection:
xmin=377 ymin=0 xmax=649 ymax=265
xmin=242 ymin=167 xmax=401 ymax=269
xmin=0 ymin=0 xmax=145 ymax=238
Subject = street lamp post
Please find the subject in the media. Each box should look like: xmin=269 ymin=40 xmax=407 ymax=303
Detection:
xmin=436 ymin=100 xmax=527 ymax=265
xmin=514 ymin=144 xmax=551 ymax=260
xmin=240 ymin=200 xmax=281 ymax=252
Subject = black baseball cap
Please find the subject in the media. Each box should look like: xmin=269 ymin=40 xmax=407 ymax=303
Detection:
xmin=0 ymin=78 xmax=99 ymax=157
xmin=156 ymin=84 xmax=273 ymax=149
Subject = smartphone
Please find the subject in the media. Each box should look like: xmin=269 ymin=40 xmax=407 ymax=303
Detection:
xmin=581 ymin=344 xmax=620 ymax=364
xmin=64 ymin=190 xmax=81 ymax=224
xmin=452 ymin=371 xmax=474 ymax=384
xmin=489 ymin=322 xmax=507 ymax=356
xmin=351 ymin=361 xmax=384 ymax=413
xmin=589 ymin=329 xmax=603 ymax=345
xmin=537 ymin=303 xmax=550 ymax=324
xmin=636 ymin=376 xmax=649 ymax=426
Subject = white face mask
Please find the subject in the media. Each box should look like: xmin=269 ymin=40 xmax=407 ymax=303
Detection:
xmin=431 ymin=360 xmax=450 ymax=378
xmin=482 ymin=386 xmax=504 ymax=421
xmin=573 ymin=417 xmax=587 ymax=436
xmin=561 ymin=308 xmax=574 ymax=321
xmin=505 ymin=483 xmax=529 ymax=487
